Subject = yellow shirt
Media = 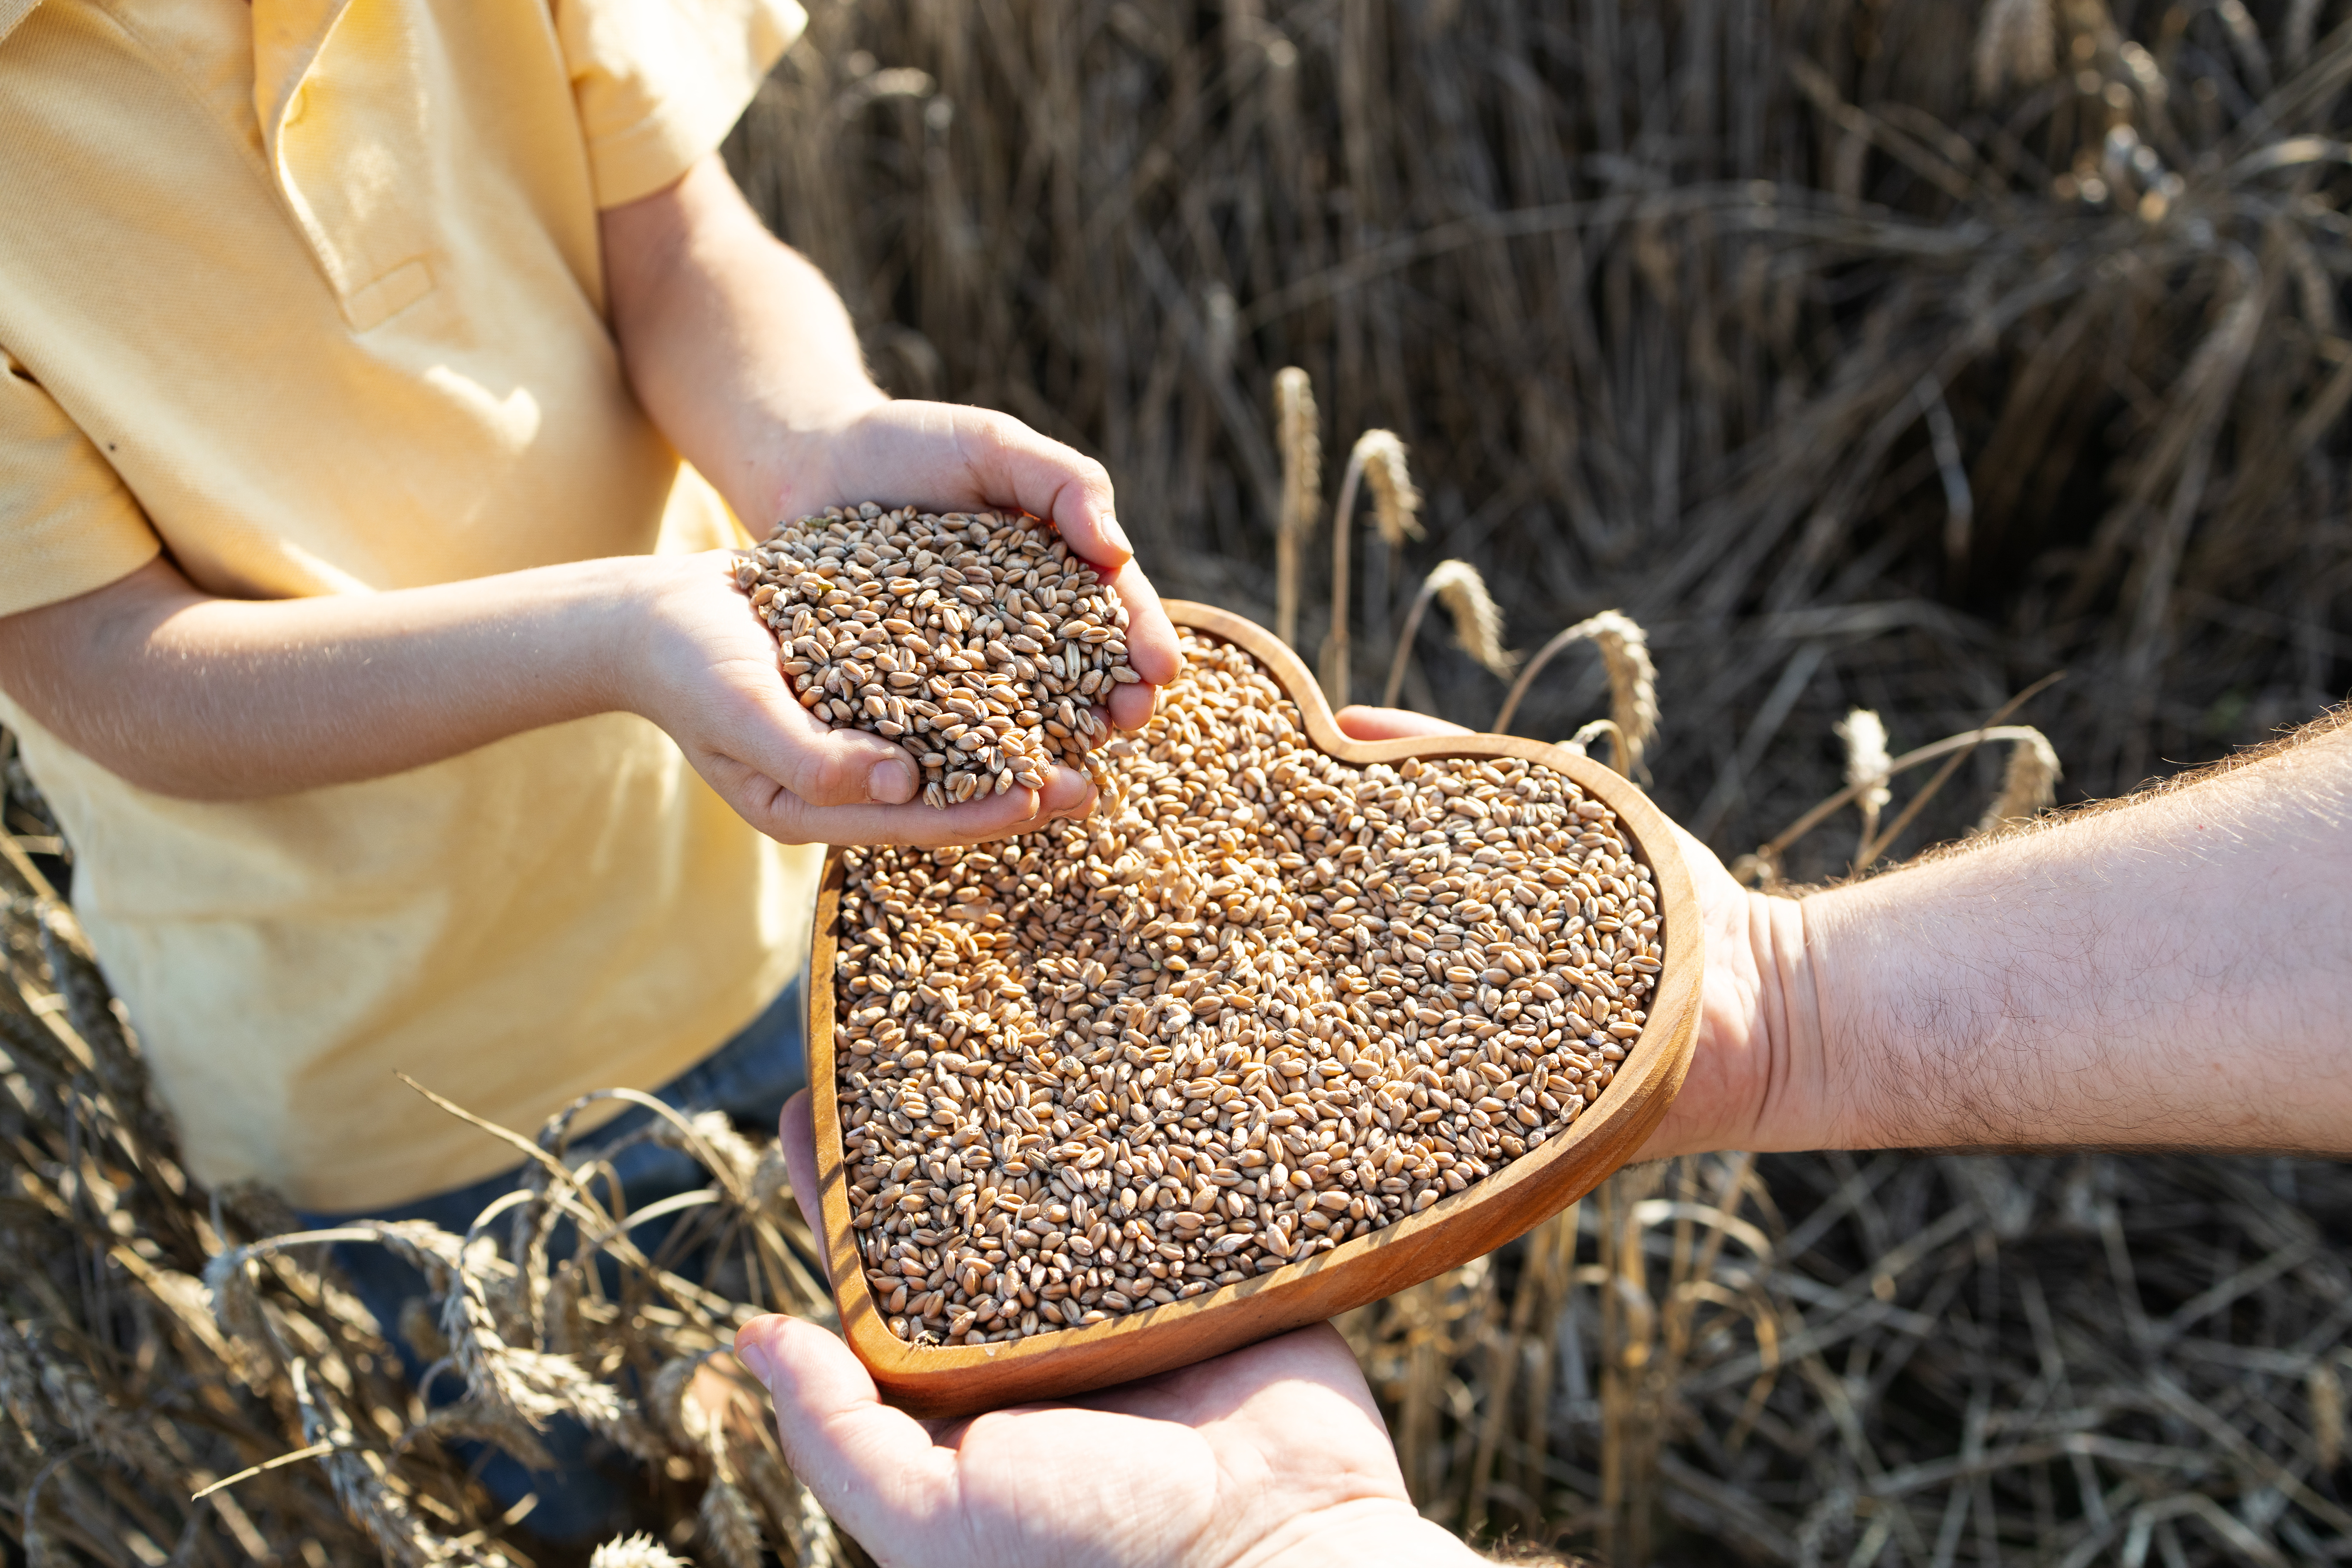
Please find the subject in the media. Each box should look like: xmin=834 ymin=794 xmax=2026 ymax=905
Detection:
xmin=0 ymin=0 xmax=822 ymax=1210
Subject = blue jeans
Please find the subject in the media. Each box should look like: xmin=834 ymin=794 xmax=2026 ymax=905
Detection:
xmin=302 ymin=976 xmax=805 ymax=1544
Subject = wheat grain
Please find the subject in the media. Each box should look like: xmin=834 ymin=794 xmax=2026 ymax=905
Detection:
xmin=834 ymin=628 xmax=1660 ymax=1344
xmin=738 ymin=504 xmax=1138 ymax=808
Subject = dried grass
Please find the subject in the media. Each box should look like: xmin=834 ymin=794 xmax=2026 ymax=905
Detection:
xmin=730 ymin=0 xmax=2352 ymax=873
xmin=0 ymin=794 xmax=851 ymax=1567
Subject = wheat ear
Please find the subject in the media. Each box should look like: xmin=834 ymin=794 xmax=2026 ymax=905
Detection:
xmin=591 ymin=1535 xmax=692 ymax=1568
xmin=1973 ymin=727 xmax=2062 ymax=833
xmin=1383 ymin=559 xmax=1516 ymax=709
xmin=1835 ymin=709 xmax=1893 ymax=859
xmin=1321 ymin=430 xmax=1421 ymax=707
xmin=1274 ymin=368 xmax=1321 ymax=649
xmin=1492 ymin=609 xmax=1657 ymax=774
xmin=1361 ymin=430 xmax=1424 ymax=548
xmin=1974 ymin=0 xmax=2055 ymax=99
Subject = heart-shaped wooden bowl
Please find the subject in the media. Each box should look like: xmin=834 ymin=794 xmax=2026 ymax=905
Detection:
xmin=807 ymin=600 xmax=1701 ymax=1417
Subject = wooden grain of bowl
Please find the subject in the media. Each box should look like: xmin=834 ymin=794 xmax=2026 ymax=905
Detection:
xmin=807 ymin=600 xmax=1702 ymax=1418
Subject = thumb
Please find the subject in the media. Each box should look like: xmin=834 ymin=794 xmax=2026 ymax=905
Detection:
xmin=707 ymin=664 xmax=922 ymax=807
xmin=777 ymin=1089 xmax=821 ymax=1236
xmin=733 ymin=1314 xmax=955 ymax=1553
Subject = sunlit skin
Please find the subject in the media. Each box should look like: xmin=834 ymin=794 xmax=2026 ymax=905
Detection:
xmin=0 ymin=154 xmax=1179 ymax=846
xmin=739 ymin=707 xmax=2352 ymax=1566
xmin=739 ymin=1081 xmax=1486 ymax=1568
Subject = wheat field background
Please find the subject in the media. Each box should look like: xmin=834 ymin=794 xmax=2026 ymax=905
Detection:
xmin=3 ymin=1 xmax=2349 ymax=1564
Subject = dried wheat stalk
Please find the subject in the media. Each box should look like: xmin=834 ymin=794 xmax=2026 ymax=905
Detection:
xmin=1321 ymin=429 xmax=1424 ymax=709
xmin=1275 ymin=367 xmax=1322 ymax=651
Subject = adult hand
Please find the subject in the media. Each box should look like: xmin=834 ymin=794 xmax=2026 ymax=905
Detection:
xmin=620 ymin=549 xmax=1101 ymax=846
xmin=730 ymin=1092 xmax=1486 ymax=1568
xmin=775 ymin=399 xmax=1182 ymax=735
xmin=1330 ymin=705 xmax=1816 ymax=1161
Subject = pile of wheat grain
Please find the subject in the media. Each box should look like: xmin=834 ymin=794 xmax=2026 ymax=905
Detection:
xmin=738 ymin=504 xmax=1138 ymax=807
xmin=833 ymin=628 xmax=1659 ymax=1344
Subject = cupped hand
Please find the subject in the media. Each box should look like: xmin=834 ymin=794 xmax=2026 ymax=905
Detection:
xmin=619 ymin=551 xmax=1099 ymax=846
xmin=1331 ymin=704 xmax=1817 ymax=1161
xmin=775 ymin=400 xmax=1182 ymax=734
xmin=730 ymin=1093 xmax=1483 ymax=1568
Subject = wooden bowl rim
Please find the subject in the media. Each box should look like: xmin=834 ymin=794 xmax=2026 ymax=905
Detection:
xmin=807 ymin=599 xmax=1701 ymax=1411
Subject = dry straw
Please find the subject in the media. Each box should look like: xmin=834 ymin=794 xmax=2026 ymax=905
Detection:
xmin=11 ymin=0 xmax=2352 ymax=1555
xmin=1274 ymin=367 xmax=1321 ymax=650
xmin=1320 ymin=429 xmax=1423 ymax=708
xmin=1492 ymin=611 xmax=1658 ymax=777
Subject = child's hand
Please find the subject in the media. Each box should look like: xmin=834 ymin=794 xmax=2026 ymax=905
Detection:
xmin=620 ymin=550 xmax=1101 ymax=846
xmin=772 ymin=399 xmax=1182 ymax=736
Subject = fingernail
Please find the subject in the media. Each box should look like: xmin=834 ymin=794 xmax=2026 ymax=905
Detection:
xmin=735 ymin=1329 xmax=775 ymax=1385
xmin=867 ymin=758 xmax=916 ymax=804
xmin=1099 ymin=514 xmax=1133 ymax=559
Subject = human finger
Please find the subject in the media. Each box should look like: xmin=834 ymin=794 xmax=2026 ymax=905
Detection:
xmin=1103 ymin=557 xmax=1181 ymax=725
xmin=705 ymin=752 xmax=1095 ymax=846
xmin=1333 ymin=705 xmax=1475 ymax=742
xmin=705 ymin=660 xmax=924 ymax=808
xmin=937 ymin=408 xmax=1127 ymax=567
xmin=777 ymin=1089 xmax=819 ymax=1234
xmin=733 ymin=1314 xmax=955 ymax=1554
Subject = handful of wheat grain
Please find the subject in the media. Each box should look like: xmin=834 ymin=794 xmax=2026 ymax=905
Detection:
xmin=737 ymin=502 xmax=1141 ymax=808
xmin=834 ymin=629 xmax=1660 ymax=1345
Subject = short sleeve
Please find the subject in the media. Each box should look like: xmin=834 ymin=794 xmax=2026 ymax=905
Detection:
xmin=0 ymin=349 xmax=161 ymax=619
xmin=555 ymin=0 xmax=807 ymax=209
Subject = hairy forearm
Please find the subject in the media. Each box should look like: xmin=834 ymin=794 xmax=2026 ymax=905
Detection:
xmin=602 ymin=156 xmax=885 ymax=530
xmin=1801 ymin=715 xmax=2352 ymax=1154
xmin=0 ymin=555 xmax=645 ymax=799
